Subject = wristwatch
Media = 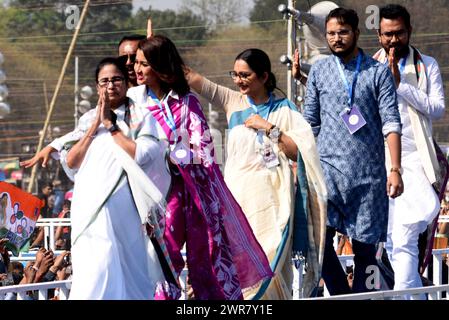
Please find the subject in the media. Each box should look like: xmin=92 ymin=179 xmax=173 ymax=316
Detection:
xmin=107 ymin=123 xmax=120 ymax=134
xmin=267 ymin=125 xmax=281 ymax=143
xmin=390 ymin=167 xmax=403 ymax=176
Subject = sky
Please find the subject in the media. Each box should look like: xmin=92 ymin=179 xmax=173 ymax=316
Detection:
xmin=133 ymin=0 xmax=185 ymax=12
xmin=133 ymin=0 xmax=255 ymax=13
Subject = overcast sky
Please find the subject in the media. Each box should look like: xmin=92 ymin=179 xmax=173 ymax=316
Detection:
xmin=133 ymin=0 xmax=184 ymax=12
xmin=133 ymin=0 xmax=255 ymax=13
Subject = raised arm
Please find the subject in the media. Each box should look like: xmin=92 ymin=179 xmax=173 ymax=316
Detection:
xmin=292 ymin=48 xmax=308 ymax=86
xmin=184 ymin=66 xmax=205 ymax=95
xmin=20 ymin=145 xmax=57 ymax=168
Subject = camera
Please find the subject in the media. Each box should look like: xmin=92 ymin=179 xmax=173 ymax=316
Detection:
xmin=64 ymin=254 xmax=71 ymax=265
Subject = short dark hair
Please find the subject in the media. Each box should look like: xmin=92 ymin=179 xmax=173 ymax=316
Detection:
xmin=326 ymin=8 xmax=359 ymax=31
xmin=118 ymin=34 xmax=146 ymax=48
xmin=379 ymin=4 xmax=411 ymax=29
xmin=41 ymin=182 xmax=53 ymax=190
xmin=94 ymin=57 xmax=128 ymax=84
xmin=63 ymin=199 xmax=71 ymax=208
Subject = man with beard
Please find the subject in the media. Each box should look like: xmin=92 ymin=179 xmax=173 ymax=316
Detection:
xmin=302 ymin=8 xmax=403 ymax=295
xmin=373 ymin=4 xmax=445 ymax=299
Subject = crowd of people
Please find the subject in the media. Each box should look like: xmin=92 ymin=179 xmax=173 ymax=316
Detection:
xmin=0 ymin=4 xmax=445 ymax=300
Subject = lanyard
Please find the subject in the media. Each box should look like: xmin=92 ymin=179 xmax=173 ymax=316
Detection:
xmin=247 ymin=94 xmax=274 ymax=144
xmin=247 ymin=93 xmax=274 ymax=120
xmin=335 ymin=53 xmax=362 ymax=108
xmin=398 ymin=53 xmax=408 ymax=73
xmin=147 ymin=88 xmax=177 ymax=145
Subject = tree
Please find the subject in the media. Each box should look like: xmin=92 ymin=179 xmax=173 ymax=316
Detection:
xmin=128 ymin=7 xmax=208 ymax=43
xmin=250 ymin=0 xmax=285 ymax=26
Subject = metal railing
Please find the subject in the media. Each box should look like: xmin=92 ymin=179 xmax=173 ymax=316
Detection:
xmin=305 ymin=284 xmax=449 ymax=300
xmin=0 ymin=280 xmax=71 ymax=300
xmin=36 ymin=218 xmax=71 ymax=252
xmin=3 ymin=218 xmax=448 ymax=300
xmin=300 ymin=248 xmax=449 ymax=300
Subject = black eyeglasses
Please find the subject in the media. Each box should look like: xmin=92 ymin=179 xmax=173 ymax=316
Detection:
xmin=326 ymin=29 xmax=352 ymax=39
xmin=229 ymin=71 xmax=253 ymax=81
xmin=118 ymin=53 xmax=137 ymax=64
xmin=98 ymin=76 xmax=125 ymax=87
xmin=380 ymin=30 xmax=408 ymax=40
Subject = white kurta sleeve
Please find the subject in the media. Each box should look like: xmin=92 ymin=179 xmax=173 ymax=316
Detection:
xmin=134 ymin=113 xmax=165 ymax=167
xmin=397 ymin=56 xmax=445 ymax=120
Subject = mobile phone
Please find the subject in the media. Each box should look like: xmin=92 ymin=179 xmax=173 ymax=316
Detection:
xmin=64 ymin=253 xmax=72 ymax=265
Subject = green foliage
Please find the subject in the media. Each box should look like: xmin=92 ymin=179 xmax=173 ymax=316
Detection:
xmin=129 ymin=7 xmax=208 ymax=43
xmin=250 ymin=0 xmax=286 ymax=25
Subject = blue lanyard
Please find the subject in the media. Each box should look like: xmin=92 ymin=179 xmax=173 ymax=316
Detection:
xmin=247 ymin=94 xmax=274 ymax=144
xmin=247 ymin=93 xmax=274 ymax=120
xmin=335 ymin=53 xmax=362 ymax=108
xmin=398 ymin=53 xmax=408 ymax=73
xmin=147 ymin=88 xmax=177 ymax=144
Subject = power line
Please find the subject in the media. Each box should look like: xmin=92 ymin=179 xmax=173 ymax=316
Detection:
xmin=0 ymin=19 xmax=285 ymax=42
xmin=2 ymin=1 xmax=132 ymax=12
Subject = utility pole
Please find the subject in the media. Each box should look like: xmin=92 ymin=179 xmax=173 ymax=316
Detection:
xmin=74 ymin=56 xmax=79 ymax=128
xmin=27 ymin=0 xmax=91 ymax=193
xmin=287 ymin=0 xmax=296 ymax=102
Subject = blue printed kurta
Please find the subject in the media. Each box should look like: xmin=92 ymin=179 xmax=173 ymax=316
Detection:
xmin=303 ymin=50 xmax=401 ymax=244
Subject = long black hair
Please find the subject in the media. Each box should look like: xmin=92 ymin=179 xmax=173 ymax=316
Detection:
xmin=235 ymin=48 xmax=285 ymax=97
xmin=138 ymin=35 xmax=190 ymax=97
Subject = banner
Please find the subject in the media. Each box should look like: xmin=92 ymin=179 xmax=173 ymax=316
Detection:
xmin=0 ymin=182 xmax=43 ymax=256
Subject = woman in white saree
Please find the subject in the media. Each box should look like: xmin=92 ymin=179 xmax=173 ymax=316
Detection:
xmin=65 ymin=58 xmax=175 ymax=300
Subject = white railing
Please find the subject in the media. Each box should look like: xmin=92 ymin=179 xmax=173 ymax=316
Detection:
xmin=305 ymin=284 xmax=449 ymax=300
xmin=299 ymin=247 xmax=449 ymax=300
xmin=3 ymin=217 xmax=448 ymax=300
xmin=36 ymin=218 xmax=71 ymax=252
xmin=0 ymin=280 xmax=71 ymax=300
xmin=432 ymin=247 xmax=449 ymax=299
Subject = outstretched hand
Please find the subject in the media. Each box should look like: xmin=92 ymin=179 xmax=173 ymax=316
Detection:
xmin=20 ymin=145 xmax=56 ymax=168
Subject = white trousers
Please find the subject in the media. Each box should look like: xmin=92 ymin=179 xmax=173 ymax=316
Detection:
xmin=386 ymin=221 xmax=428 ymax=300
xmin=386 ymin=152 xmax=440 ymax=300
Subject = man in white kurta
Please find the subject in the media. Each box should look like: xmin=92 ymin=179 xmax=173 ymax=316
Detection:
xmin=375 ymin=4 xmax=446 ymax=299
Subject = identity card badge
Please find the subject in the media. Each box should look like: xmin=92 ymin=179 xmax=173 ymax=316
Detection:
xmin=262 ymin=142 xmax=280 ymax=169
xmin=340 ymin=104 xmax=367 ymax=135
xmin=169 ymin=142 xmax=191 ymax=165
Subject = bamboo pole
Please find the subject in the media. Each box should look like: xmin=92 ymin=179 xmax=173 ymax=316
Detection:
xmin=27 ymin=0 xmax=91 ymax=193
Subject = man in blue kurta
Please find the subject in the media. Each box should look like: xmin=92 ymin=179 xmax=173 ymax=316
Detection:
xmin=303 ymin=8 xmax=403 ymax=295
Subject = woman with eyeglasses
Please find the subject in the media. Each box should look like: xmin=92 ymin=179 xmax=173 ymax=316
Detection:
xmin=185 ymin=48 xmax=327 ymax=299
xmin=61 ymin=57 xmax=177 ymax=300
xmin=127 ymin=35 xmax=273 ymax=300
